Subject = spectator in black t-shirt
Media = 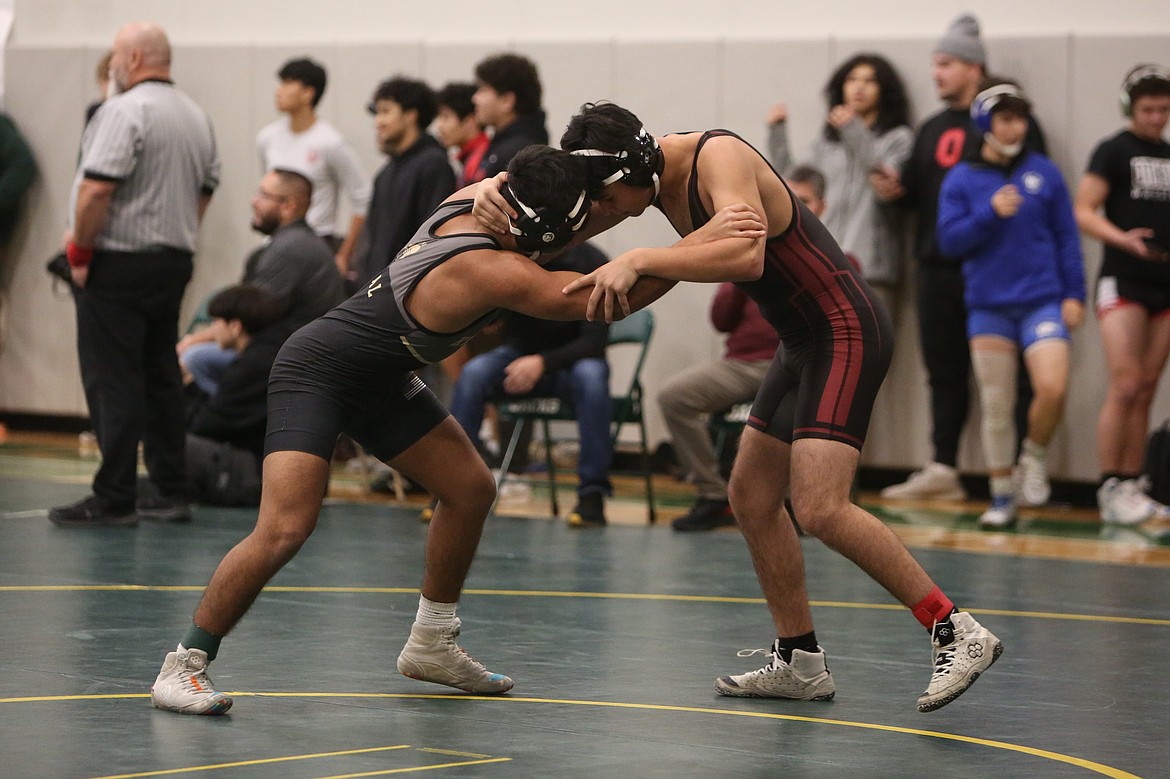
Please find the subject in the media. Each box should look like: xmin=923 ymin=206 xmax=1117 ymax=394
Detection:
xmin=1075 ymin=64 xmax=1170 ymax=525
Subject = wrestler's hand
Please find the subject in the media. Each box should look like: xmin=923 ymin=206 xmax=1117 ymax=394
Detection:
xmin=1062 ymin=298 xmax=1084 ymax=330
xmin=503 ymin=354 xmax=544 ymax=395
xmin=71 ymin=264 xmax=89 ymax=289
xmin=686 ymin=203 xmax=766 ymax=244
xmin=562 ymin=252 xmax=640 ymax=322
xmin=472 ymin=172 xmax=515 ymax=235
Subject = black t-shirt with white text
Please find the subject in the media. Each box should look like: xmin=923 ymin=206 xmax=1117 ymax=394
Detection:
xmin=1087 ymin=129 xmax=1170 ymax=285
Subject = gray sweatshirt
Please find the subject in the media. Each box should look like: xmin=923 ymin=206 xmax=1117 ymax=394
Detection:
xmin=768 ymin=118 xmax=912 ymax=287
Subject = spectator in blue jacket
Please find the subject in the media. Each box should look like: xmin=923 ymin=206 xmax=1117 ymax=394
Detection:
xmin=937 ymin=80 xmax=1085 ymax=529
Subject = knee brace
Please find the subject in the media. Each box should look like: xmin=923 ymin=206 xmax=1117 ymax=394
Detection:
xmin=971 ymin=349 xmax=1017 ymax=470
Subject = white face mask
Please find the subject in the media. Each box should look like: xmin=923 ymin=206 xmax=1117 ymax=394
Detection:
xmin=984 ymin=133 xmax=1023 ymax=158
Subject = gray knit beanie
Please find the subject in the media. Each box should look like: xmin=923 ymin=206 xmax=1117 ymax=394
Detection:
xmin=935 ymin=14 xmax=987 ymax=66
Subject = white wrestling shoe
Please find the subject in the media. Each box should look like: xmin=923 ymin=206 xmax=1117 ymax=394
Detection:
xmin=150 ymin=645 xmax=232 ymax=715
xmin=917 ymin=612 xmax=1003 ymax=712
xmin=715 ymin=643 xmax=836 ymax=700
xmin=397 ymin=618 xmax=513 ymax=693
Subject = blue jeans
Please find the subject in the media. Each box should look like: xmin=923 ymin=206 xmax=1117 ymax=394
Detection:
xmin=182 ymin=341 xmax=236 ymax=396
xmin=449 ymin=344 xmax=613 ymax=495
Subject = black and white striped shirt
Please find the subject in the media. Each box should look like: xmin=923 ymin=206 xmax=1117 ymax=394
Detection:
xmin=71 ymin=79 xmax=220 ymax=253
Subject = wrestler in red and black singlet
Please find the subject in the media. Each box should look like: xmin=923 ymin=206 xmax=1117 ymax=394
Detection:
xmin=680 ymin=130 xmax=894 ymax=449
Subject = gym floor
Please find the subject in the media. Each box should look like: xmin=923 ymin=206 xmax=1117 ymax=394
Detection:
xmin=1 ymin=431 xmax=1168 ymax=779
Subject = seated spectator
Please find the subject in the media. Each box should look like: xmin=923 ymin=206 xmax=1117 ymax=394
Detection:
xmin=435 ymin=82 xmax=490 ymax=188
xmin=662 ymin=166 xmax=821 ymax=532
xmin=177 ymin=168 xmax=344 ymax=395
xmin=448 ymin=242 xmax=613 ymax=527
xmin=184 ymin=285 xmax=291 ymax=507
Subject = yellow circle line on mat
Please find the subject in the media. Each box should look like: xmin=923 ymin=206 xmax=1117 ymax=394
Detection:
xmin=0 ymin=692 xmax=1138 ymax=779
xmin=1 ymin=584 xmax=1168 ymax=627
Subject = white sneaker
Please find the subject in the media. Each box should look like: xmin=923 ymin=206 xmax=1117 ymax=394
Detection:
xmin=978 ymin=495 xmax=1016 ymax=529
xmin=1098 ymin=478 xmax=1155 ymax=525
xmin=881 ymin=463 xmax=966 ymax=501
xmin=1134 ymin=476 xmax=1170 ymax=520
xmin=1015 ymin=447 xmax=1050 ymax=506
xmin=714 ymin=644 xmax=836 ymax=700
xmin=150 ymin=645 xmax=232 ymax=715
xmin=397 ymin=618 xmax=513 ymax=693
xmin=917 ymin=612 xmax=1002 ymax=712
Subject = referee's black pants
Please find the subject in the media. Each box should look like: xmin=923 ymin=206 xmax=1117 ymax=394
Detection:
xmin=73 ymin=248 xmax=193 ymax=511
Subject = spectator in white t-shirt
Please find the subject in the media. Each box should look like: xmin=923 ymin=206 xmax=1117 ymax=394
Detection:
xmin=256 ymin=57 xmax=371 ymax=276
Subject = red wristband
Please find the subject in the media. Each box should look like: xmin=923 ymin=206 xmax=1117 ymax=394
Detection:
xmin=66 ymin=242 xmax=94 ymax=268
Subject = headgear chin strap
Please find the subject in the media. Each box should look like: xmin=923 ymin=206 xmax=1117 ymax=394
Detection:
xmin=501 ymin=185 xmax=590 ymax=263
xmin=571 ymin=127 xmax=664 ymax=197
xmin=1120 ymin=64 xmax=1170 ymax=117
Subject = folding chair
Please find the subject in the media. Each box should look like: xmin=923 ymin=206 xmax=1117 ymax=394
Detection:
xmin=495 ymin=309 xmax=657 ymax=523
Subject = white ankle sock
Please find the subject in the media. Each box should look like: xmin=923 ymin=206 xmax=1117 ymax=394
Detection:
xmin=415 ymin=595 xmax=457 ymax=629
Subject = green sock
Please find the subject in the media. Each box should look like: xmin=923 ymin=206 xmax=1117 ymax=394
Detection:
xmin=181 ymin=622 xmax=223 ymax=662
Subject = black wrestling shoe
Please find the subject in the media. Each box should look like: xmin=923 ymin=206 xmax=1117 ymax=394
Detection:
xmin=49 ymin=495 xmax=139 ymax=527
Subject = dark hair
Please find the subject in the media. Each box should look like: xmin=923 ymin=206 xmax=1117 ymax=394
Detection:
xmin=507 ymin=145 xmax=590 ymax=220
xmin=823 ymin=53 xmax=911 ymax=142
xmin=435 ymin=82 xmax=478 ymax=120
xmin=561 ymin=102 xmax=656 ymax=197
xmin=474 ymin=53 xmax=543 ymax=116
xmin=788 ymin=165 xmax=827 ymax=201
xmin=269 ymin=167 xmax=313 ymax=206
xmin=207 ymin=285 xmax=284 ymax=335
xmin=369 ymin=76 xmax=438 ymax=130
xmin=278 ymin=57 xmax=327 ymax=107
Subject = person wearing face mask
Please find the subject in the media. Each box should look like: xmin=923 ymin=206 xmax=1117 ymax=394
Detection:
xmin=766 ymin=53 xmax=912 ymax=319
xmin=936 ymin=80 xmax=1085 ymax=529
xmin=873 ymin=14 xmax=1048 ymax=504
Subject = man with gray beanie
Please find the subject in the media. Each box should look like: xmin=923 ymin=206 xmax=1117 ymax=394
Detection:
xmin=873 ymin=13 xmax=1047 ymax=501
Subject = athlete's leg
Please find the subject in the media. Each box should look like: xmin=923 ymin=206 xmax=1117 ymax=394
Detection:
xmin=1098 ymin=307 xmax=1170 ymax=473
xmin=787 ymin=437 xmax=936 ymax=610
xmin=726 ymin=428 xmax=807 ymax=634
xmin=390 ymin=416 xmax=497 ymax=603
xmin=192 ymin=450 xmax=330 ymax=635
xmin=1022 ymin=339 xmax=1070 ymax=447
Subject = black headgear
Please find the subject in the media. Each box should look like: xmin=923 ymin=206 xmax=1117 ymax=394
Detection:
xmin=1120 ymin=64 xmax=1170 ymax=117
xmin=500 ymin=185 xmax=591 ymax=263
xmin=571 ymin=127 xmax=664 ymax=197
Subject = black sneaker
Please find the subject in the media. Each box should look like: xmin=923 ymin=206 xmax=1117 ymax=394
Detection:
xmin=566 ymin=492 xmax=607 ymax=528
xmin=49 ymin=495 xmax=139 ymax=527
xmin=137 ymin=494 xmax=192 ymax=523
xmin=671 ymin=497 xmax=736 ymax=532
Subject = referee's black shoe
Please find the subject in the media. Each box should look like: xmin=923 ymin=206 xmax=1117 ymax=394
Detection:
xmin=49 ymin=495 xmax=139 ymax=527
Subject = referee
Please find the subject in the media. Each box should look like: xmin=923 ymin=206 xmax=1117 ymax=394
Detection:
xmin=51 ymin=22 xmax=220 ymax=527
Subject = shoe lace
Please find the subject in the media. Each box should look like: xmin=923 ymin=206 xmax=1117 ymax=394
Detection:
xmin=736 ymin=647 xmax=782 ymax=671
xmin=932 ymin=643 xmax=956 ymax=678
xmin=439 ymin=631 xmax=490 ymax=674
